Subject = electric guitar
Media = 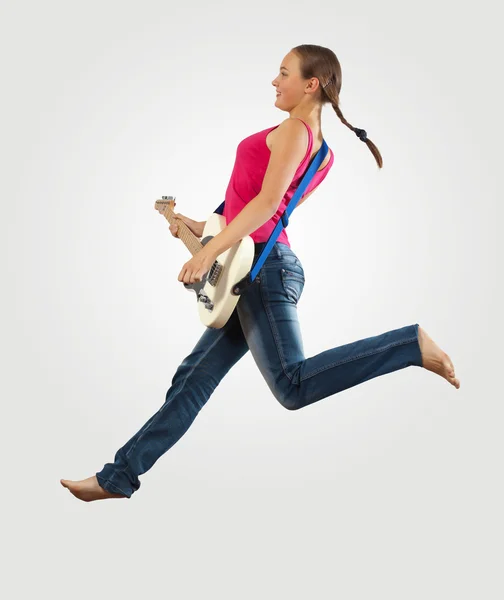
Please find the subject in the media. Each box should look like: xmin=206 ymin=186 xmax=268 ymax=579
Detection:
xmin=154 ymin=196 xmax=255 ymax=329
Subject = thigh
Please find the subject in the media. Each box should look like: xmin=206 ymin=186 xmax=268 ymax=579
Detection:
xmin=176 ymin=304 xmax=250 ymax=390
xmin=236 ymin=244 xmax=306 ymax=395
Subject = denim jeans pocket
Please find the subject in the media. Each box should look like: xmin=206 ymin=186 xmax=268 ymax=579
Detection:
xmin=280 ymin=267 xmax=305 ymax=304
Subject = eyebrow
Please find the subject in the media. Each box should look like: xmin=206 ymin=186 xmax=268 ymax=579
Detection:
xmin=280 ymin=66 xmax=289 ymax=71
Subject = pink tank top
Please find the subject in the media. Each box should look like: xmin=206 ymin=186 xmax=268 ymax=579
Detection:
xmin=223 ymin=118 xmax=334 ymax=248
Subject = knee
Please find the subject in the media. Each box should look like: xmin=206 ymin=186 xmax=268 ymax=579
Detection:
xmin=274 ymin=390 xmax=300 ymax=411
xmin=283 ymin=401 xmax=300 ymax=411
xmin=271 ymin=364 xmax=308 ymax=410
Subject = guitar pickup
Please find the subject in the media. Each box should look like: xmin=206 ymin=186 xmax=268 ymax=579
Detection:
xmin=207 ymin=261 xmax=223 ymax=286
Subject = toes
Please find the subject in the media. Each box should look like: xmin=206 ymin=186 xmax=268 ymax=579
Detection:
xmin=443 ymin=359 xmax=456 ymax=379
xmin=449 ymin=376 xmax=460 ymax=389
xmin=445 ymin=369 xmax=460 ymax=389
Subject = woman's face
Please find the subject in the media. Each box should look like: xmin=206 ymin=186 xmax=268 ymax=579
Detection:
xmin=271 ymin=51 xmax=306 ymax=110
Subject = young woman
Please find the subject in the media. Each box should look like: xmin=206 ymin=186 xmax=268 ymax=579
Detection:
xmin=61 ymin=45 xmax=460 ymax=502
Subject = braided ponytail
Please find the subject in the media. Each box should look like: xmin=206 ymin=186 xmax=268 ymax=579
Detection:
xmin=332 ymin=101 xmax=383 ymax=168
xmin=292 ymin=45 xmax=383 ymax=169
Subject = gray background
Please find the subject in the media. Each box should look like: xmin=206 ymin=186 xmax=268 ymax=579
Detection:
xmin=2 ymin=0 xmax=502 ymax=598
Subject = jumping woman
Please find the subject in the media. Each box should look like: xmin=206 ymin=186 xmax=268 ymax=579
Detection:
xmin=61 ymin=44 xmax=460 ymax=502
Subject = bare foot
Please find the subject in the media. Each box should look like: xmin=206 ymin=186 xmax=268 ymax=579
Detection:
xmin=417 ymin=326 xmax=460 ymax=389
xmin=60 ymin=476 xmax=127 ymax=502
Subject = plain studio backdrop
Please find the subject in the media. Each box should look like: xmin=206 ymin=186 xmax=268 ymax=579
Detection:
xmin=1 ymin=0 xmax=502 ymax=598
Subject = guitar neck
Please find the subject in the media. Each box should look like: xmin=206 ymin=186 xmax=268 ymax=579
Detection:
xmin=158 ymin=204 xmax=204 ymax=256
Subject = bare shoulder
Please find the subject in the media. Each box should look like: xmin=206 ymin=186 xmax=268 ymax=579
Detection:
xmin=270 ymin=117 xmax=308 ymax=150
xmin=260 ymin=118 xmax=312 ymax=208
xmin=276 ymin=116 xmax=307 ymax=137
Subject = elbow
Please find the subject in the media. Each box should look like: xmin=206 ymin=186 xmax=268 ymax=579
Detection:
xmin=260 ymin=192 xmax=281 ymax=214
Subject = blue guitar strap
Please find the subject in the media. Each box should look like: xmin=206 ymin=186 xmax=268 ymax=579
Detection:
xmin=214 ymin=139 xmax=329 ymax=296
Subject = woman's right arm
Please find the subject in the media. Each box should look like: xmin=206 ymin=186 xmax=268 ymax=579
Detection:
xmin=169 ymin=214 xmax=205 ymax=238
xmin=170 ymin=200 xmax=225 ymax=239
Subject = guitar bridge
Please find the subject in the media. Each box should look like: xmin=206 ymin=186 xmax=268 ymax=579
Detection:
xmin=197 ymin=292 xmax=214 ymax=312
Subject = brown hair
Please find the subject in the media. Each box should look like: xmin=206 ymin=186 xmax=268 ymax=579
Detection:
xmin=291 ymin=44 xmax=383 ymax=168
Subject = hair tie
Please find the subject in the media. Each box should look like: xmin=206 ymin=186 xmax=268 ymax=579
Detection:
xmin=354 ymin=128 xmax=367 ymax=142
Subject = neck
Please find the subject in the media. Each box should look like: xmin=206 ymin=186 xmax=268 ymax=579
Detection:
xmin=288 ymin=102 xmax=323 ymax=134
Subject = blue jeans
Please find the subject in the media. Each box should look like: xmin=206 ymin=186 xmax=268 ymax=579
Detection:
xmin=96 ymin=242 xmax=422 ymax=498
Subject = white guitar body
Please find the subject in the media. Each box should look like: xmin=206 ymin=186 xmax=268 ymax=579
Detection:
xmin=189 ymin=212 xmax=255 ymax=328
xmin=154 ymin=196 xmax=256 ymax=329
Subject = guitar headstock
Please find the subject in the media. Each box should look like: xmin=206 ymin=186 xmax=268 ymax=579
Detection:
xmin=155 ymin=195 xmax=176 ymax=216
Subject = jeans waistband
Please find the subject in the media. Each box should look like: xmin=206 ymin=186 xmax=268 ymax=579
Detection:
xmin=254 ymin=241 xmax=294 ymax=260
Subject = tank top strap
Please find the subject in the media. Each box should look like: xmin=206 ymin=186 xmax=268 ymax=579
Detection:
xmin=291 ymin=117 xmax=313 ymax=170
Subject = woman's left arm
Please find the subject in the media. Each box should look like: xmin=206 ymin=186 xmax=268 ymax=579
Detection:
xmin=178 ymin=194 xmax=275 ymax=284
xmin=203 ymin=118 xmax=308 ymax=259
xmin=179 ymin=118 xmax=307 ymax=283
xmin=203 ymin=193 xmax=277 ymax=258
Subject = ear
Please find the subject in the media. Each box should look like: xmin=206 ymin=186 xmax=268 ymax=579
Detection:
xmin=306 ymin=76 xmax=321 ymax=94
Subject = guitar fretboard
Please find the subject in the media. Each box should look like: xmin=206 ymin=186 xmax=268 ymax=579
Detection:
xmin=154 ymin=199 xmax=204 ymax=257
